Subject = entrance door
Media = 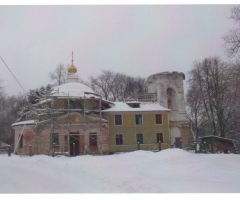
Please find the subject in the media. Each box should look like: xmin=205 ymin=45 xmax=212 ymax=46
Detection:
xmin=69 ymin=135 xmax=80 ymax=156
xmin=175 ymin=137 xmax=182 ymax=148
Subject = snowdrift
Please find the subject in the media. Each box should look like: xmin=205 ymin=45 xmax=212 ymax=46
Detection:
xmin=1 ymin=149 xmax=240 ymax=193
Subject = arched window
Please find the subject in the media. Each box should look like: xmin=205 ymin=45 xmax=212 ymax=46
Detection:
xmin=167 ymin=88 xmax=176 ymax=110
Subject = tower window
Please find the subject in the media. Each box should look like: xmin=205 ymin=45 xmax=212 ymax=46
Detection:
xmin=167 ymin=88 xmax=173 ymax=109
xmin=167 ymin=88 xmax=176 ymax=110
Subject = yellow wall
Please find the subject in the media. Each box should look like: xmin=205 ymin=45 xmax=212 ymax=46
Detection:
xmin=107 ymin=112 xmax=170 ymax=153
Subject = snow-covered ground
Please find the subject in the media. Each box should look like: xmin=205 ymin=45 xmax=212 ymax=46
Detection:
xmin=0 ymin=149 xmax=240 ymax=194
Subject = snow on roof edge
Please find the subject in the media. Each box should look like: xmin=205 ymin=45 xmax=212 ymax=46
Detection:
xmin=12 ymin=120 xmax=36 ymax=127
xmin=102 ymin=102 xmax=170 ymax=112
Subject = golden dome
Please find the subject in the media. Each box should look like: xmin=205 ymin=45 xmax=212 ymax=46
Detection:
xmin=68 ymin=64 xmax=77 ymax=73
xmin=68 ymin=51 xmax=77 ymax=73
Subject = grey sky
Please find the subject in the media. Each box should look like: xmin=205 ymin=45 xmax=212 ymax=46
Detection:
xmin=0 ymin=5 xmax=236 ymax=96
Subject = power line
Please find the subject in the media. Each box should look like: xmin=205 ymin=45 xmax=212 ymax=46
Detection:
xmin=0 ymin=56 xmax=39 ymax=123
xmin=0 ymin=56 xmax=26 ymax=93
xmin=0 ymin=56 xmax=52 ymax=111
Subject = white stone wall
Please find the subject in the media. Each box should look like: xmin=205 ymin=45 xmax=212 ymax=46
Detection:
xmin=147 ymin=72 xmax=189 ymax=146
xmin=13 ymin=123 xmax=109 ymax=156
xmin=147 ymin=72 xmax=187 ymax=121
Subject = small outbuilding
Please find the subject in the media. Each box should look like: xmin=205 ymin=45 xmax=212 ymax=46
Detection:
xmin=0 ymin=141 xmax=10 ymax=154
xmin=200 ymin=136 xmax=238 ymax=154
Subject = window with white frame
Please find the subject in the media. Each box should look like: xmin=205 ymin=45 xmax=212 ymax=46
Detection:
xmin=116 ymin=134 xmax=123 ymax=145
xmin=115 ymin=115 xmax=122 ymax=125
xmin=155 ymin=114 xmax=162 ymax=124
xmin=135 ymin=114 xmax=142 ymax=125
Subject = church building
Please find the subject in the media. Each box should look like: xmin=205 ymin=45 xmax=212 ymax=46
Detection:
xmin=12 ymin=53 xmax=189 ymax=156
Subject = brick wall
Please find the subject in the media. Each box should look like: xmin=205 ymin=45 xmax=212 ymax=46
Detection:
xmin=13 ymin=123 xmax=109 ymax=156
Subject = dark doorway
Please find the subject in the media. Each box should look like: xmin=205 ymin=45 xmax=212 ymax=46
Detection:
xmin=136 ymin=133 xmax=143 ymax=144
xmin=175 ymin=137 xmax=182 ymax=148
xmin=89 ymin=133 xmax=98 ymax=153
xmin=69 ymin=135 xmax=80 ymax=156
xmin=156 ymin=133 xmax=163 ymax=143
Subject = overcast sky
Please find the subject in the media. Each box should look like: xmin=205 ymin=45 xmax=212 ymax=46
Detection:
xmin=0 ymin=4 xmax=237 ymax=96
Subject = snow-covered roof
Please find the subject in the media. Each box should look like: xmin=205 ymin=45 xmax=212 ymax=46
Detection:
xmin=38 ymin=98 xmax=54 ymax=104
xmin=0 ymin=141 xmax=10 ymax=148
xmin=87 ymin=115 xmax=108 ymax=123
xmin=12 ymin=120 xmax=36 ymax=127
xmin=102 ymin=102 xmax=170 ymax=112
xmin=48 ymin=68 xmax=112 ymax=103
xmin=51 ymin=82 xmax=97 ymax=98
xmin=147 ymin=71 xmax=185 ymax=80
xmin=200 ymin=135 xmax=236 ymax=142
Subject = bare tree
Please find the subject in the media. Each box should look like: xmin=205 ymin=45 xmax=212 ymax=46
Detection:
xmin=186 ymin=86 xmax=208 ymax=141
xmin=187 ymin=57 xmax=239 ymax=138
xmin=0 ymin=93 xmax=29 ymax=145
xmin=90 ymin=70 xmax=115 ymax=101
xmin=49 ymin=64 xmax=68 ymax=86
xmin=0 ymin=79 xmax=4 ymax=95
xmin=133 ymin=76 xmax=149 ymax=94
xmin=115 ymin=75 xmax=135 ymax=101
xmin=224 ymin=62 xmax=240 ymax=138
xmin=89 ymin=70 xmax=149 ymax=101
xmin=223 ymin=5 xmax=240 ymax=57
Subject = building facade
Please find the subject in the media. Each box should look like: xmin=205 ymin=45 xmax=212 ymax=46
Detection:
xmin=147 ymin=72 xmax=189 ymax=148
xmin=103 ymin=101 xmax=170 ymax=153
xmin=12 ymin=53 xmax=111 ymax=156
xmin=12 ymin=55 xmax=189 ymax=156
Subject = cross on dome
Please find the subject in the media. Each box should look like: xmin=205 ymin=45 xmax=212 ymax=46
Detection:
xmin=68 ymin=51 xmax=77 ymax=74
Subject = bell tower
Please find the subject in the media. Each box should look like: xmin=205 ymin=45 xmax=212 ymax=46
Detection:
xmin=147 ymin=71 xmax=189 ymax=148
